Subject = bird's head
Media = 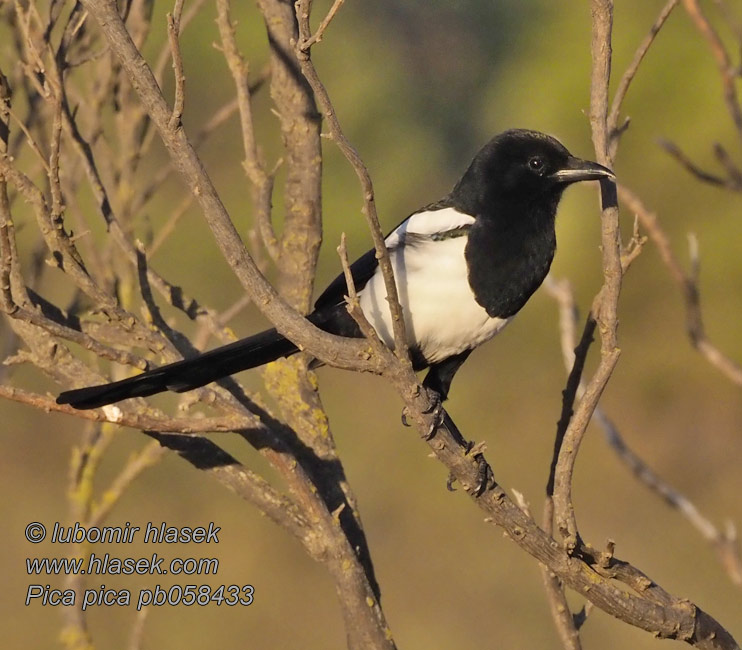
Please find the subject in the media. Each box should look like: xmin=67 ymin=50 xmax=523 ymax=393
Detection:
xmin=453 ymin=129 xmax=615 ymax=216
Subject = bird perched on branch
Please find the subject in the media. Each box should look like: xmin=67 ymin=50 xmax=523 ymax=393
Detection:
xmin=57 ymin=129 xmax=614 ymax=411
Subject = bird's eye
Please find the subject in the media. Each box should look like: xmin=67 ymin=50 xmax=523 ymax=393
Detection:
xmin=528 ymin=156 xmax=545 ymax=173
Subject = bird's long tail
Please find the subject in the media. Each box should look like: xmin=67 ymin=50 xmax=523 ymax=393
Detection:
xmin=56 ymin=328 xmax=298 ymax=410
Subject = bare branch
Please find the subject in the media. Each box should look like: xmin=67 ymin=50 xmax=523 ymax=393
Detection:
xmin=3 ymin=2 xmax=739 ymax=647
xmin=551 ymin=0 xmax=623 ymax=551
xmin=152 ymin=0 xmax=210 ymax=84
xmin=597 ymin=408 xmax=742 ymax=585
xmin=7 ymin=106 xmax=51 ymax=172
xmin=400 ymin=400 xmax=740 ymax=648
xmin=144 ymin=432 xmax=314 ymax=543
xmin=658 ymin=138 xmax=741 ymax=190
xmin=127 ymin=608 xmax=148 ymax=650
xmin=546 ymin=274 xmax=742 ymax=587
xmin=0 ymin=384 xmax=255 ymax=432
xmin=538 ymin=494 xmax=584 ymax=650
xmin=166 ymin=0 xmax=186 ymax=131
xmin=300 ymin=0 xmax=345 ymax=50
xmin=608 ymin=0 xmax=679 ymax=153
xmin=618 ymin=183 xmax=742 ymax=386
xmin=215 ymin=0 xmax=279 ymax=262
xmin=87 ymin=440 xmax=166 ymax=528
xmin=682 ymin=0 xmax=742 ymax=138
xmin=254 ymin=0 xmax=324 ymax=311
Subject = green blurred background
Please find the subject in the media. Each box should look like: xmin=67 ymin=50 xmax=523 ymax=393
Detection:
xmin=2 ymin=1 xmax=742 ymax=648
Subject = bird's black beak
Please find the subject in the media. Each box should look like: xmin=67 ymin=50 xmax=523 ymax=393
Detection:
xmin=551 ymin=156 xmax=615 ymax=184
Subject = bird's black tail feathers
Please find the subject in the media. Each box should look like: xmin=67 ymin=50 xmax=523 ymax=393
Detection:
xmin=56 ymin=328 xmax=298 ymax=410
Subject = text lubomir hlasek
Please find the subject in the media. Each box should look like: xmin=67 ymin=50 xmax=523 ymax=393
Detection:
xmin=49 ymin=521 xmax=220 ymax=544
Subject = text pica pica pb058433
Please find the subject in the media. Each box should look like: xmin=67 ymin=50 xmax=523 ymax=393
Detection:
xmin=57 ymin=129 xmax=615 ymax=411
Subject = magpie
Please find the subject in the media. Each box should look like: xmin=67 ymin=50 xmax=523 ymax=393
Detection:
xmin=57 ymin=129 xmax=614 ymax=411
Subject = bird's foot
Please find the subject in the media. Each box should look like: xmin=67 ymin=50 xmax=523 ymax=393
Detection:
xmin=400 ymin=389 xmax=444 ymax=440
xmin=465 ymin=441 xmax=495 ymax=497
xmin=423 ymin=393 xmax=444 ymax=440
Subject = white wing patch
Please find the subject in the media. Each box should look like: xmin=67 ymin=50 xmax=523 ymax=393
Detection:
xmin=384 ymin=206 xmax=476 ymax=249
xmin=359 ymin=207 xmax=511 ymax=364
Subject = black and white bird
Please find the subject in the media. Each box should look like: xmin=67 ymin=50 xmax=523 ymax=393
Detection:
xmin=57 ymin=129 xmax=614 ymax=411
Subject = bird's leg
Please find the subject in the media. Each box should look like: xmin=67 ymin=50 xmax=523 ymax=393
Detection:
xmin=401 ymin=350 xmax=473 ymax=437
xmin=402 ymin=350 xmax=471 ymax=444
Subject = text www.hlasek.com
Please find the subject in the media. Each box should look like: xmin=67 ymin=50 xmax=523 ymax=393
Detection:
xmin=25 ymin=521 xmax=254 ymax=611
xmin=27 ymin=553 xmax=219 ymax=576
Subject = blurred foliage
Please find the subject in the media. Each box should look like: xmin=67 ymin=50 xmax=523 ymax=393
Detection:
xmin=2 ymin=1 xmax=741 ymax=649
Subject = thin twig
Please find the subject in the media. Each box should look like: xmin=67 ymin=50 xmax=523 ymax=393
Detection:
xmin=300 ymin=0 xmax=345 ymax=50
xmin=152 ymin=0 xmax=210 ymax=85
xmin=215 ymin=0 xmax=279 ymax=262
xmin=138 ymin=0 xmax=210 ymax=158
xmin=713 ymin=142 xmax=742 ymax=188
xmin=0 ymin=68 xmax=24 ymax=315
xmin=148 ymin=191 xmax=194 ymax=257
xmin=682 ymin=0 xmax=742 ymax=138
xmin=618 ymin=183 xmax=742 ymax=385
xmin=337 ymin=232 xmax=394 ymax=356
xmin=608 ymin=0 xmax=680 ymax=155
xmin=0 ymin=384 xmax=253 ymax=431
xmin=167 ymin=0 xmax=185 ymax=131
xmin=7 ymin=107 xmax=51 ymax=172
xmin=217 ymin=293 xmax=252 ymax=326
xmin=526 ymin=479 xmax=584 ymax=650
xmin=597 ymin=408 xmax=742 ymax=585
xmin=127 ymin=608 xmax=149 ymax=650
xmin=87 ymin=440 xmax=166 ymax=528
xmin=658 ymin=138 xmax=739 ymax=189
xmin=659 ymin=0 xmax=742 ymax=188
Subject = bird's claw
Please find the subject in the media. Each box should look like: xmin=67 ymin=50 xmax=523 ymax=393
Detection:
xmin=422 ymin=391 xmax=444 ymax=440
xmin=473 ymin=453 xmax=495 ymax=497
xmin=400 ymin=390 xmax=444 ymax=439
xmin=446 ymin=473 xmax=457 ymax=492
xmin=446 ymin=449 xmax=494 ymax=496
xmin=460 ymin=440 xmax=494 ymax=496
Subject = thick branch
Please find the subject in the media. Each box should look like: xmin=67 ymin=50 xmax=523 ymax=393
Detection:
xmin=551 ymin=0 xmax=623 ymax=550
xmin=394 ymin=400 xmax=739 ymax=649
xmin=257 ymin=0 xmax=323 ymax=312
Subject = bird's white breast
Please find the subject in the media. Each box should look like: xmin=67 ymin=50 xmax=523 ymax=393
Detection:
xmin=358 ymin=207 xmax=511 ymax=363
